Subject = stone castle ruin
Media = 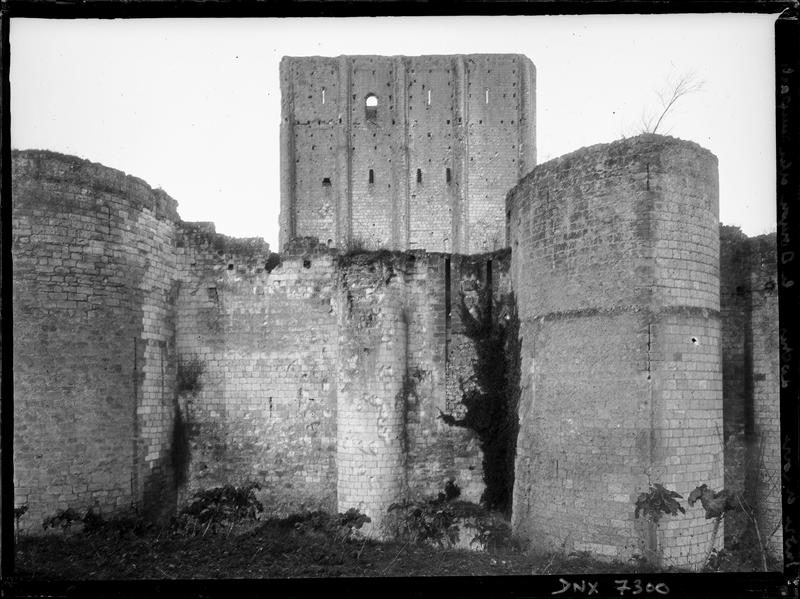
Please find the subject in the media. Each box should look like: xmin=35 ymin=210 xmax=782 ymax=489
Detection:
xmin=12 ymin=54 xmax=781 ymax=569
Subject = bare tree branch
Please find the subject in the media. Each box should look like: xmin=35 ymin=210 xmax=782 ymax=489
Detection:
xmin=641 ymin=71 xmax=705 ymax=135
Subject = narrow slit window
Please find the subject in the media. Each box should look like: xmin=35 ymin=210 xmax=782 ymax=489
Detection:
xmin=485 ymin=88 xmax=489 ymax=104
xmin=416 ymin=169 xmax=423 ymax=184
xmin=322 ymin=88 xmax=326 ymax=104
xmin=446 ymin=167 xmax=451 ymax=184
xmin=427 ymin=90 xmax=431 ymax=105
xmin=369 ymin=169 xmax=374 ymax=184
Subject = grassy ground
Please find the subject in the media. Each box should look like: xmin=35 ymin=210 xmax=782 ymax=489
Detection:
xmin=12 ymin=514 xmax=772 ymax=580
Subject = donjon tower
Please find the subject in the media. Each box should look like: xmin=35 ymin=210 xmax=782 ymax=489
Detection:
xmin=279 ymin=54 xmax=536 ymax=254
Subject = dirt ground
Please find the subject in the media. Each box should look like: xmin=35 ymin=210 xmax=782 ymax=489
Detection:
xmin=13 ymin=515 xmax=771 ymax=580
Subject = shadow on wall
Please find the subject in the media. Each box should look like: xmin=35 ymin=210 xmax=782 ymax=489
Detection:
xmin=140 ymin=358 xmax=200 ymax=522
xmin=439 ymin=290 xmax=521 ymax=516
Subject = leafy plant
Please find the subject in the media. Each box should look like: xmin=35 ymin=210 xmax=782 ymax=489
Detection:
xmin=634 ymin=483 xmax=685 ymax=523
xmin=437 ymin=479 xmax=462 ymax=503
xmin=174 ymin=482 xmax=264 ymax=536
xmin=385 ymin=480 xmax=465 ymax=548
xmin=290 ymin=508 xmax=371 ymax=542
xmin=688 ymin=484 xmax=756 ymax=571
xmin=14 ymin=504 xmax=28 ymax=540
xmin=264 ymin=252 xmax=281 ymax=273
xmin=42 ymin=507 xmax=81 ymax=531
xmin=468 ymin=513 xmax=513 ymax=551
xmin=687 ymin=484 xmax=737 ymax=519
xmin=386 ymin=499 xmax=460 ymax=548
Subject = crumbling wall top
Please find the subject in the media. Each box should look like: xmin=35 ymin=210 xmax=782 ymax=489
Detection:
xmin=12 ymin=149 xmax=180 ymax=222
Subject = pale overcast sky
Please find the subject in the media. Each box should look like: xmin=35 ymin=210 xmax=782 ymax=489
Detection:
xmin=11 ymin=14 xmax=778 ymax=249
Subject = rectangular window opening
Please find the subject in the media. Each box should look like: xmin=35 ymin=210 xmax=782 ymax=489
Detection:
xmin=485 ymin=88 xmax=489 ymax=104
xmin=322 ymin=177 xmax=331 ymax=187
xmin=446 ymin=167 xmax=451 ymax=184
xmin=368 ymin=169 xmax=374 ymax=184
xmin=322 ymin=88 xmax=326 ymax=104
xmin=416 ymin=169 xmax=423 ymax=184
xmin=427 ymin=89 xmax=431 ymax=105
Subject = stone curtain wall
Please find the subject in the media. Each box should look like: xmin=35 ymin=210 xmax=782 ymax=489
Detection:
xmin=174 ymin=234 xmax=338 ymax=515
xmin=12 ymin=142 xmax=780 ymax=564
xmin=171 ymin=243 xmax=514 ymax=527
xmin=11 ymin=150 xmax=497 ymax=532
xmin=333 ymin=251 xmax=516 ymax=529
xmin=507 ymin=135 xmax=723 ymax=568
xmin=720 ymin=226 xmax=782 ymax=560
xmin=12 ymin=150 xmax=180 ymax=531
xmin=279 ymin=54 xmax=536 ymax=254
xmin=172 ymin=240 xmax=496 ymax=525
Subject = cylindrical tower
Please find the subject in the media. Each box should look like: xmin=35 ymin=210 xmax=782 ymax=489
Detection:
xmin=507 ymin=135 xmax=722 ymax=568
xmin=12 ymin=150 xmax=180 ymax=531
xmin=336 ymin=256 xmax=408 ymax=535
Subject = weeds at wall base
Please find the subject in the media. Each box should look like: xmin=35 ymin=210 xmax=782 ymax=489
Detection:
xmin=16 ymin=504 xmax=772 ymax=580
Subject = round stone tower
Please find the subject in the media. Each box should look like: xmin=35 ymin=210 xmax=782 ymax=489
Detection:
xmin=507 ymin=135 xmax=722 ymax=568
xmin=12 ymin=150 xmax=180 ymax=530
xmin=335 ymin=256 xmax=408 ymax=535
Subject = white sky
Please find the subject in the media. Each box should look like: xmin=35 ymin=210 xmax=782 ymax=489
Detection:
xmin=11 ymin=15 xmax=778 ymax=249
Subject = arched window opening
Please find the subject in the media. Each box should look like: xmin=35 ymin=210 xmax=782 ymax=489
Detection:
xmin=369 ymin=169 xmax=375 ymax=184
xmin=446 ymin=167 xmax=451 ymax=184
xmin=365 ymin=94 xmax=378 ymax=120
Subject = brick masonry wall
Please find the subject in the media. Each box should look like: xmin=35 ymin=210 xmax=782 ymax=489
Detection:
xmin=719 ymin=226 xmax=754 ymax=547
xmin=507 ymin=135 xmax=723 ymax=568
xmin=280 ymin=54 xmax=536 ymax=254
xmin=336 ymin=256 xmax=408 ymax=534
xmin=334 ymin=251 xmax=501 ymax=529
xmin=401 ymin=251 xmax=515 ymax=506
xmin=464 ymin=55 xmax=535 ymax=253
xmin=12 ymin=150 xmax=180 ymax=531
xmin=748 ymin=235 xmax=782 ymax=558
xmin=174 ymin=235 xmax=338 ymax=515
xmin=720 ymin=228 xmax=782 ymax=558
xmin=172 ymin=238 xmax=491 ymax=524
xmin=720 ymin=227 xmax=782 ymax=558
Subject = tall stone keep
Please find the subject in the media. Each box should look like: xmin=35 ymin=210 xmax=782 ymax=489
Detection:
xmin=507 ymin=135 xmax=723 ymax=569
xmin=280 ymin=54 xmax=536 ymax=255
